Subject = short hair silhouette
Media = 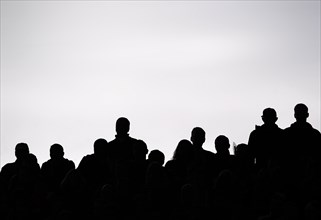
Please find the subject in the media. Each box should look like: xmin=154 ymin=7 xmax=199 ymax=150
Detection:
xmin=190 ymin=127 xmax=206 ymax=148
xmin=94 ymin=138 xmax=108 ymax=155
xmin=116 ymin=117 xmax=130 ymax=135
xmin=15 ymin=142 xmax=29 ymax=160
xmin=148 ymin=149 xmax=165 ymax=166
xmin=262 ymin=108 xmax=278 ymax=124
xmin=294 ymin=103 xmax=309 ymax=122
xmin=214 ymin=135 xmax=230 ymax=153
xmin=50 ymin=143 xmax=64 ymax=160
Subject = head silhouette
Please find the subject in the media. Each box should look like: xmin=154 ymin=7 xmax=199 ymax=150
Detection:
xmin=173 ymin=139 xmax=194 ymax=162
xmin=214 ymin=135 xmax=230 ymax=154
xmin=294 ymin=103 xmax=309 ymax=123
xmin=133 ymin=139 xmax=148 ymax=161
xmin=261 ymin=108 xmax=278 ymax=125
xmin=148 ymin=149 xmax=165 ymax=166
xmin=94 ymin=138 xmax=108 ymax=156
xmin=190 ymin=127 xmax=206 ymax=148
xmin=50 ymin=144 xmax=64 ymax=160
xmin=116 ymin=117 xmax=130 ymax=135
xmin=15 ymin=143 xmax=29 ymax=160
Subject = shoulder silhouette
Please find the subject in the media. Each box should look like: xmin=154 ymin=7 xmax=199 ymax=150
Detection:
xmin=213 ymin=135 xmax=236 ymax=175
xmin=41 ymin=143 xmax=75 ymax=193
xmin=0 ymin=143 xmax=31 ymax=191
xmin=284 ymin=103 xmax=321 ymax=162
xmin=109 ymin=117 xmax=139 ymax=163
xmin=77 ymin=138 xmax=113 ymax=195
xmin=248 ymin=108 xmax=284 ymax=172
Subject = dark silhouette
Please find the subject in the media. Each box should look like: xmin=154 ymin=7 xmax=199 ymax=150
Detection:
xmin=148 ymin=149 xmax=165 ymax=167
xmin=1 ymin=150 xmax=41 ymax=220
xmin=213 ymin=135 xmax=236 ymax=176
xmin=144 ymin=161 xmax=170 ymax=219
xmin=1 ymin=104 xmax=320 ymax=220
xmin=128 ymin=139 xmax=149 ymax=196
xmin=77 ymin=138 xmax=113 ymax=196
xmin=207 ymin=169 xmax=241 ymax=220
xmin=284 ymin=103 xmax=321 ymax=165
xmin=165 ymin=139 xmax=195 ymax=206
xmin=188 ymin=127 xmax=215 ymax=206
xmin=234 ymin=143 xmax=254 ymax=175
xmin=248 ymin=108 xmax=284 ymax=172
xmin=109 ymin=117 xmax=138 ymax=163
xmin=0 ymin=143 xmax=30 ymax=190
xmin=41 ymin=143 xmax=75 ymax=193
xmin=283 ymin=103 xmax=321 ymax=205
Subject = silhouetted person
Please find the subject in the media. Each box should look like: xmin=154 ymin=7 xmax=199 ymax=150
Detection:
xmin=0 ymin=143 xmax=30 ymax=194
xmin=6 ymin=153 xmax=41 ymax=220
xmin=284 ymin=103 xmax=321 ymax=187
xmin=213 ymin=135 xmax=236 ymax=176
xmin=58 ymin=168 xmax=90 ymax=220
xmin=128 ymin=139 xmax=149 ymax=196
xmin=41 ymin=143 xmax=75 ymax=193
xmin=188 ymin=127 xmax=215 ymax=205
xmin=144 ymin=161 xmax=170 ymax=218
xmin=109 ymin=117 xmax=138 ymax=163
xmin=248 ymin=108 xmax=284 ymax=172
xmin=165 ymin=139 xmax=195 ymax=206
xmin=284 ymin=103 xmax=321 ymax=164
xmin=77 ymin=138 xmax=113 ymax=198
xmin=234 ymin=143 xmax=254 ymax=174
xmin=148 ymin=150 xmax=165 ymax=167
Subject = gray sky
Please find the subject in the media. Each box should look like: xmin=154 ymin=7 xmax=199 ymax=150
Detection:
xmin=1 ymin=1 xmax=320 ymax=167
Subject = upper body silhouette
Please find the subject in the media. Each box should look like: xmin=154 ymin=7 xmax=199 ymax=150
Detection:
xmin=127 ymin=139 xmax=149 ymax=196
xmin=283 ymin=103 xmax=321 ymax=183
xmin=148 ymin=149 xmax=165 ymax=167
xmin=165 ymin=139 xmax=195 ymax=205
xmin=213 ymin=135 xmax=236 ymax=177
xmin=284 ymin=103 xmax=321 ymax=162
xmin=109 ymin=117 xmax=138 ymax=163
xmin=41 ymin=143 xmax=75 ymax=192
xmin=188 ymin=127 xmax=215 ymax=205
xmin=77 ymin=138 xmax=112 ymax=193
xmin=248 ymin=108 xmax=284 ymax=172
xmin=0 ymin=143 xmax=31 ymax=192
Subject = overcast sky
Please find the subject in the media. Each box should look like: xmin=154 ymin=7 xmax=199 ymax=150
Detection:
xmin=1 ymin=1 xmax=320 ymax=167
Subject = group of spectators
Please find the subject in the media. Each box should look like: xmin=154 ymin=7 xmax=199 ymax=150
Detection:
xmin=0 ymin=103 xmax=320 ymax=220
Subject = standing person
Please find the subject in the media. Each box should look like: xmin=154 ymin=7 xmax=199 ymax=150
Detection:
xmin=248 ymin=108 xmax=284 ymax=172
xmin=188 ymin=127 xmax=215 ymax=206
xmin=213 ymin=135 xmax=236 ymax=176
xmin=109 ymin=117 xmax=138 ymax=163
xmin=284 ymin=104 xmax=321 ymax=178
xmin=284 ymin=103 xmax=321 ymax=162
xmin=77 ymin=138 xmax=113 ymax=195
xmin=40 ymin=143 xmax=75 ymax=193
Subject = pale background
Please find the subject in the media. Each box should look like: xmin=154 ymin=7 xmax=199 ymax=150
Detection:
xmin=1 ymin=0 xmax=320 ymax=168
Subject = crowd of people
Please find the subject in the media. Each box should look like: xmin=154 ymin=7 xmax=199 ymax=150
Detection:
xmin=0 ymin=103 xmax=320 ymax=220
